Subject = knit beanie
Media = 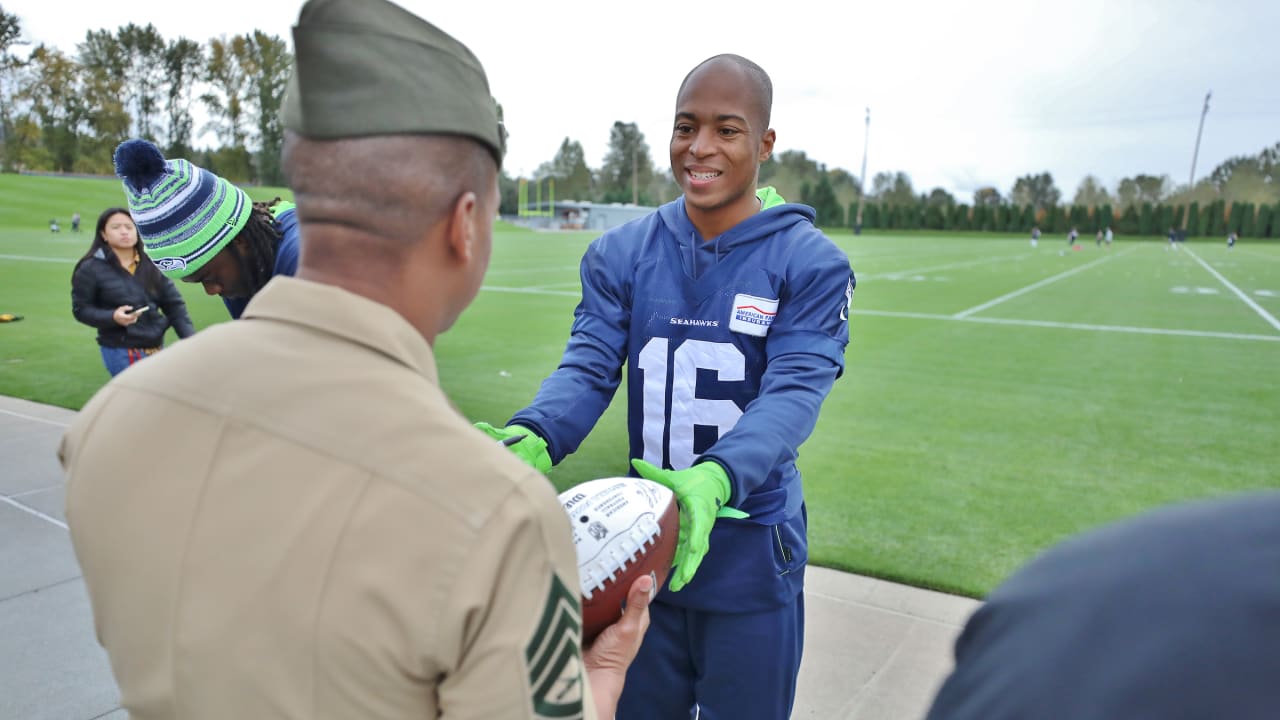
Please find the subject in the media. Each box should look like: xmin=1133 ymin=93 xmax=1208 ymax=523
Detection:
xmin=112 ymin=139 xmax=253 ymax=279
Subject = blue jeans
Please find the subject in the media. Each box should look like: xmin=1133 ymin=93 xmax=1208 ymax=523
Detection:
xmin=100 ymin=346 xmax=158 ymax=377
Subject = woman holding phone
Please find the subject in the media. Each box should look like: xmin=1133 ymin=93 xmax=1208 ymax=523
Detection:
xmin=71 ymin=207 xmax=196 ymax=376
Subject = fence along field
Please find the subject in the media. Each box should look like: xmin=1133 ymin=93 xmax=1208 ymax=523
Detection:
xmin=3 ymin=175 xmax=1278 ymax=596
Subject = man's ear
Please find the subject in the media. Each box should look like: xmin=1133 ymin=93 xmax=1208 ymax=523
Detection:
xmin=447 ymin=190 xmax=480 ymax=263
xmin=759 ymin=128 xmax=776 ymax=163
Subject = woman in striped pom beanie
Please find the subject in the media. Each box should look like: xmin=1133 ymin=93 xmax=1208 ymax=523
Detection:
xmin=112 ymin=139 xmax=301 ymax=318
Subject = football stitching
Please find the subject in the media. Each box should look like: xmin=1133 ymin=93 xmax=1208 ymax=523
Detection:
xmin=580 ymin=513 xmax=661 ymax=599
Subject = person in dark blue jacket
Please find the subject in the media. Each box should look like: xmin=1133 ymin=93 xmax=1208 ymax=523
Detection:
xmin=71 ymin=207 xmax=196 ymax=376
xmin=112 ymin=139 xmax=299 ymax=319
xmin=927 ymin=490 xmax=1280 ymax=720
xmin=478 ymin=54 xmax=854 ymax=719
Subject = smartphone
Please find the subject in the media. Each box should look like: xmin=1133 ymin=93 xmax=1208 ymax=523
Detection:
xmin=129 ymin=305 xmax=150 ymax=315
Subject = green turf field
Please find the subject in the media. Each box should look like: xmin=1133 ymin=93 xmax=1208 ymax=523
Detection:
xmin=3 ymin=175 xmax=1278 ymax=597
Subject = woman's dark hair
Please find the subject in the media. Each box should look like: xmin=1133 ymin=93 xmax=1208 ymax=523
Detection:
xmin=227 ymin=198 xmax=285 ymax=296
xmin=73 ymin=207 xmax=166 ymax=296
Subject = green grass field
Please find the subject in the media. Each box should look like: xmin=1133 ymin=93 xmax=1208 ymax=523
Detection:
xmin=3 ymin=174 xmax=1278 ymax=597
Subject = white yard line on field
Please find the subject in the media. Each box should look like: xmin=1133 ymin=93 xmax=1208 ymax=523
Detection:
xmin=1182 ymin=246 xmax=1280 ymax=333
xmin=0 ymin=494 xmax=68 ymax=531
xmin=481 ymin=285 xmax=580 ymax=298
xmin=476 ymin=283 xmax=1280 ymax=342
xmin=952 ymin=246 xmax=1135 ymax=318
xmin=0 ymin=253 xmax=73 ymax=263
xmin=854 ymin=308 xmax=1280 ymax=343
xmin=0 ymin=254 xmax=585 ymax=276
xmin=863 ymin=253 xmax=1031 ymax=281
xmin=523 ymin=282 xmax=583 ymax=292
xmin=482 ymin=265 xmax=582 ymax=276
xmin=843 ymin=246 xmax=1021 ymax=270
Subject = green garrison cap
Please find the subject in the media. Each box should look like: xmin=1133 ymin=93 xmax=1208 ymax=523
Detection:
xmin=282 ymin=0 xmax=506 ymax=167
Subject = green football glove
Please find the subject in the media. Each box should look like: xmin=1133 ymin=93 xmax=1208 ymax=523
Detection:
xmin=631 ymin=458 xmax=748 ymax=592
xmin=474 ymin=422 xmax=553 ymax=474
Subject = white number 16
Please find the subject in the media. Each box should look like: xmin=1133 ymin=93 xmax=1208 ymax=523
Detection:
xmin=637 ymin=337 xmax=745 ymax=469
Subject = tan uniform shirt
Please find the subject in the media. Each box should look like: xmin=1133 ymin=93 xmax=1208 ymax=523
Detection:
xmin=60 ymin=277 xmax=592 ymax=720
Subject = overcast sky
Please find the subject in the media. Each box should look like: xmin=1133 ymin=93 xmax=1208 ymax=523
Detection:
xmin=9 ymin=0 xmax=1280 ymax=201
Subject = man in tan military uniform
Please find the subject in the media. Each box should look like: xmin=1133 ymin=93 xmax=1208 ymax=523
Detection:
xmin=58 ymin=1 xmax=651 ymax=718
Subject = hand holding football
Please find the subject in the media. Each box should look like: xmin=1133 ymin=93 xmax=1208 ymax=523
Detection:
xmin=558 ymin=477 xmax=678 ymax=643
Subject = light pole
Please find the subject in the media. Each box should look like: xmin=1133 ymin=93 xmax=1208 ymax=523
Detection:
xmin=1182 ymin=91 xmax=1211 ymax=232
xmin=855 ymin=107 xmax=870 ymax=234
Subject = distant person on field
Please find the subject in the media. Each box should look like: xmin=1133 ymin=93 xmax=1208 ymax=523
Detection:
xmin=59 ymin=0 xmax=652 ymax=718
xmin=477 ymin=53 xmax=854 ymax=719
xmin=1068 ymin=226 xmax=1078 ymax=246
xmin=1167 ymin=226 xmax=1177 ymax=250
xmin=70 ymin=207 xmax=195 ymax=376
xmin=927 ymin=490 xmax=1280 ymax=720
xmin=1104 ymin=225 xmax=1113 ymax=247
xmin=112 ymin=139 xmax=300 ymax=319
xmin=1030 ymin=226 xmax=1040 ymax=248
xmin=49 ymin=218 xmax=60 ymax=233
xmin=1227 ymin=231 xmax=1236 ymax=249
xmin=71 ymin=212 xmax=81 ymax=232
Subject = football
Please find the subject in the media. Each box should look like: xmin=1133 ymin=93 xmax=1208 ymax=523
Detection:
xmin=559 ymin=476 xmax=679 ymax=643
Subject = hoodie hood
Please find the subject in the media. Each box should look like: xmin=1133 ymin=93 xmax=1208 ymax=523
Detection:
xmin=658 ymin=196 xmax=818 ymax=280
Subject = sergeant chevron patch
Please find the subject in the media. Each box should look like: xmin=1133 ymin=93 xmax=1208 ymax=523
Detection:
xmin=526 ymin=574 xmax=585 ymax=719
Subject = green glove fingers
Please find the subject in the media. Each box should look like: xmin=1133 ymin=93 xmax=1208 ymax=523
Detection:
xmin=473 ymin=421 xmax=506 ymax=441
xmin=631 ymin=458 xmax=740 ymax=592
xmin=473 ymin=422 xmax=553 ymax=474
xmin=716 ymin=505 xmax=750 ymax=520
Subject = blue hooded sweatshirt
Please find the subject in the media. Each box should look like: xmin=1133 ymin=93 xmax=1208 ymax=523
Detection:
xmin=512 ymin=196 xmax=854 ymax=609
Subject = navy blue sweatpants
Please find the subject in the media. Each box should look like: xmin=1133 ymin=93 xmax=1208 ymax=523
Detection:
xmin=615 ymin=593 xmax=805 ymax=719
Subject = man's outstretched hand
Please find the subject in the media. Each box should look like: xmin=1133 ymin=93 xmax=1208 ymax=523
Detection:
xmin=474 ymin=422 xmax=553 ymax=474
xmin=631 ymin=459 xmax=746 ymax=591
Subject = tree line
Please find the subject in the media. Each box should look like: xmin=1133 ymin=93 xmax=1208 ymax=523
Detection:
xmin=0 ymin=9 xmax=675 ymax=212
xmin=764 ymin=146 xmax=1280 ymax=238
xmin=3 ymin=8 xmax=1278 ymax=235
xmin=0 ymin=8 xmax=291 ymax=184
xmin=521 ymin=131 xmax=1280 ymax=239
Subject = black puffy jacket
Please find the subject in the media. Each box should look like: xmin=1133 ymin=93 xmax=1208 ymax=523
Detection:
xmin=71 ymin=249 xmax=197 ymax=349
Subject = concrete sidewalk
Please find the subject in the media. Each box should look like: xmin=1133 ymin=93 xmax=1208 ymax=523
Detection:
xmin=0 ymin=394 xmax=978 ymax=720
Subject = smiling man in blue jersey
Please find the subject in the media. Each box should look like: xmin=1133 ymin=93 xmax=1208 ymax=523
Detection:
xmin=478 ymin=53 xmax=855 ymax=718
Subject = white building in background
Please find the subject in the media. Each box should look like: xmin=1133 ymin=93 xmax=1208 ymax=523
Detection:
xmin=509 ymin=200 xmax=656 ymax=232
